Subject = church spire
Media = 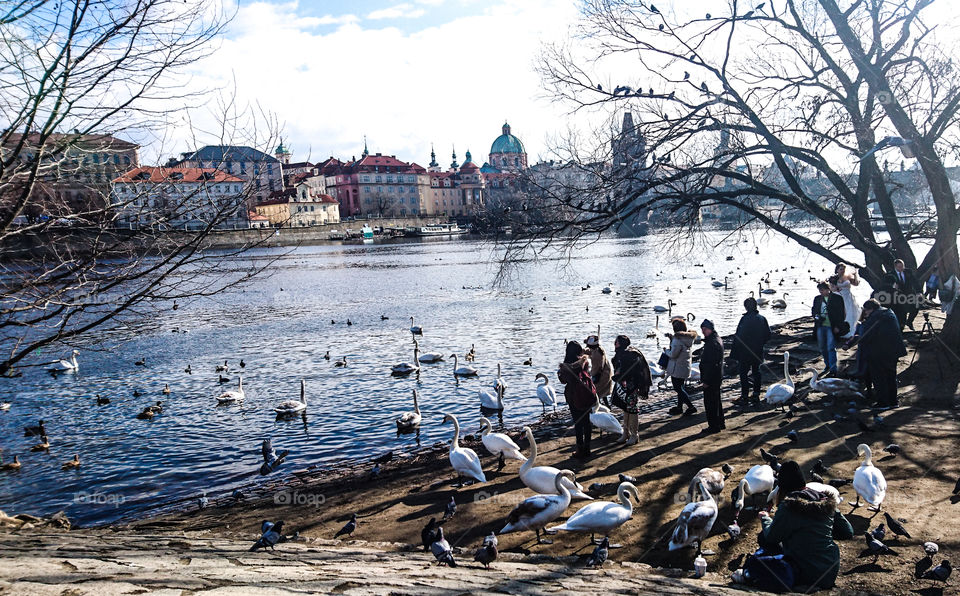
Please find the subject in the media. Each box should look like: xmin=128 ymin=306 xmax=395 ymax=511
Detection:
xmin=450 ymin=145 xmax=459 ymax=170
xmin=362 ymin=135 xmax=369 ymax=157
xmin=429 ymin=143 xmax=438 ymax=168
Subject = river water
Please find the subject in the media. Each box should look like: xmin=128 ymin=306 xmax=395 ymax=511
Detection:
xmin=0 ymin=230 xmax=873 ymax=525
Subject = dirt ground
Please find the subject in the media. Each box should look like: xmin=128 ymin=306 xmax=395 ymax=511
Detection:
xmin=105 ymin=308 xmax=960 ymax=594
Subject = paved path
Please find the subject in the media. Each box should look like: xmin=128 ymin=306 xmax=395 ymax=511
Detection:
xmin=0 ymin=531 xmax=750 ymax=595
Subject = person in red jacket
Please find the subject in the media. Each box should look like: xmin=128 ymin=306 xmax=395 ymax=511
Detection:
xmin=557 ymin=341 xmax=598 ymax=459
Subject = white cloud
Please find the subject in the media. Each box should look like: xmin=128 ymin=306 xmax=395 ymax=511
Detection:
xmin=367 ymin=3 xmax=426 ymax=20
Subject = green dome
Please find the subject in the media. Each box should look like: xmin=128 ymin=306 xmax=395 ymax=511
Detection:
xmin=490 ymin=122 xmax=525 ymax=155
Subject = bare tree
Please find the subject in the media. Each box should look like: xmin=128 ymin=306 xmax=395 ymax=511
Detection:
xmin=0 ymin=1 xmax=281 ymax=373
xmin=526 ymin=0 xmax=960 ymax=339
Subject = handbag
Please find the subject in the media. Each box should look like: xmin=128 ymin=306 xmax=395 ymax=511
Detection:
xmin=611 ymin=383 xmax=628 ymax=410
xmin=657 ymin=350 xmax=670 ymax=370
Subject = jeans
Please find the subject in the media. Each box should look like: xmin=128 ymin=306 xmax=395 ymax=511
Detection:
xmin=672 ymin=377 xmax=694 ymax=409
xmin=738 ymin=360 xmax=761 ymax=400
xmin=816 ymin=326 xmax=837 ymax=373
xmin=569 ymin=407 xmax=592 ymax=453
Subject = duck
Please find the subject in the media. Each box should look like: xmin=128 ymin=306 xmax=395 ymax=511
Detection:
xmin=492 ymin=362 xmax=507 ymax=393
xmin=653 ymin=299 xmax=675 ymax=314
xmin=589 ymin=403 xmax=623 ymax=437
xmin=1 ymin=455 xmax=21 ymax=471
xmin=24 ymin=420 xmax=46 ymax=437
xmin=479 ymin=385 xmax=504 ymax=410
xmin=440 ymin=413 xmax=485 ymax=486
xmin=323 ymin=351 xmax=331 ymax=360
xmin=534 ymin=373 xmax=558 ymax=412
xmin=334 ymin=356 xmax=347 ymax=367
xmin=763 ymin=351 xmax=794 ymax=411
xmin=134 ymin=357 xmax=146 ymax=366
xmin=62 ymin=454 xmax=80 ymax=470
xmin=217 ymin=376 xmax=245 ymax=404
xmin=669 ymin=478 xmax=719 ymax=555
xmin=687 ymin=467 xmax=727 ymax=503
xmin=391 ymin=343 xmax=421 ymax=376
xmin=0 ymin=402 xmax=10 ymax=411
xmin=217 ymin=374 xmax=230 ymax=383
xmin=479 ymin=416 xmax=526 ymax=468
xmin=800 ymin=367 xmax=862 ymax=396
xmin=852 ymin=443 xmax=887 ymax=512
xmin=395 ymin=389 xmax=421 ymax=430
xmin=148 ymin=401 xmax=163 ymax=413
xmin=732 ymin=464 xmax=776 ymax=519
xmin=136 ymin=407 xmax=156 ymax=420
xmin=770 ymin=293 xmax=789 ymax=309
xmin=215 ymin=360 xmax=228 ymax=372
xmin=184 ymin=365 xmax=192 ymax=374
xmin=519 ymin=426 xmax=592 ymax=500
xmin=162 ymin=384 xmax=171 ymax=395
xmin=450 ymin=354 xmax=478 ymax=377
xmin=464 ymin=343 xmax=476 ymax=362
xmin=409 ymin=316 xmax=423 ymax=335
xmin=49 ymin=350 xmax=79 ymax=373
xmin=30 ymin=435 xmax=50 ymax=451
xmin=501 ymin=469 xmax=576 ymax=545
xmin=274 ymin=380 xmax=307 ymax=416
xmin=548 ymin=481 xmax=640 ymax=544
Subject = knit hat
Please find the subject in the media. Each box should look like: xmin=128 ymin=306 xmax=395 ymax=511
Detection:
xmin=700 ymin=319 xmax=715 ymax=332
xmin=777 ymin=461 xmax=806 ymax=496
xmin=585 ymin=335 xmax=599 ymax=347
xmin=615 ymin=334 xmax=631 ymax=349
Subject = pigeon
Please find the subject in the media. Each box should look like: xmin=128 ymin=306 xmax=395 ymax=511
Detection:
xmin=924 ymin=542 xmax=940 ymax=555
xmin=828 ymin=478 xmax=852 ymax=488
xmin=883 ymin=444 xmax=900 ymax=456
xmin=444 ymin=496 xmax=457 ymax=520
xmin=870 ymin=524 xmax=885 ymax=542
xmin=260 ymin=439 xmax=289 ymax=475
xmin=760 ymin=448 xmax=780 ymax=467
xmin=721 ymin=463 xmax=734 ymax=477
xmin=618 ymin=473 xmax=638 ymax=483
xmin=864 ymin=532 xmax=893 ymax=555
xmin=198 ymin=493 xmax=209 ymax=510
xmin=473 ymin=532 xmax=498 ymax=569
xmin=231 ymin=489 xmax=245 ymax=501
xmin=370 ymin=463 xmax=381 ymax=479
xmin=431 ymin=527 xmax=456 ymax=567
xmin=811 ymin=459 xmax=830 ymax=476
xmin=786 ymin=430 xmax=799 ymax=443
xmin=810 ymin=472 xmax=824 ymax=484
xmin=334 ymin=513 xmax=357 ymax=538
xmin=953 ymin=476 xmax=960 ymax=495
xmin=587 ymin=536 xmax=609 ymax=567
xmin=727 ymin=520 xmax=741 ymax=540
xmin=924 ymin=560 xmax=952 ymax=581
xmin=421 ymin=517 xmax=438 ymax=552
xmin=250 ymin=520 xmax=284 ymax=551
xmin=916 ymin=555 xmax=934 ymax=578
xmin=884 ymin=512 xmax=911 ymax=539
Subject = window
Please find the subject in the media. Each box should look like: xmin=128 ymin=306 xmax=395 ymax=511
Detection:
xmin=388 ymin=186 xmax=394 ymax=193
xmin=386 ymin=175 xmax=394 ymax=183
xmin=378 ymin=186 xmax=383 ymax=193
xmin=362 ymin=175 xmax=370 ymax=182
xmin=365 ymin=197 xmax=371 ymax=204
xmin=124 ymin=156 xmax=131 ymax=165
xmin=268 ymin=164 xmax=273 ymax=175
xmin=375 ymin=175 xmax=382 ymax=183
xmin=240 ymin=162 xmax=247 ymax=173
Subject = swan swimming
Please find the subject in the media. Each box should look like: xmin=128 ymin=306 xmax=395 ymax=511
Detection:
xmin=274 ymin=380 xmax=307 ymax=416
xmin=450 ymin=353 xmax=478 ymax=377
xmin=217 ymin=376 xmax=245 ymax=404
xmin=396 ymin=389 xmax=422 ymax=430
xmin=391 ymin=343 xmax=421 ymax=376
xmin=49 ymin=350 xmax=79 ymax=373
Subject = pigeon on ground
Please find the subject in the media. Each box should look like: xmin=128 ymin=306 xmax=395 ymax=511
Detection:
xmin=721 ymin=463 xmax=734 ymax=476
xmin=786 ymin=430 xmax=799 ymax=443
xmin=250 ymin=520 xmax=284 ymax=551
xmin=473 ymin=532 xmax=498 ymax=569
xmin=431 ymin=527 xmax=456 ymax=567
xmin=883 ymin=444 xmax=900 ymax=456
xmin=260 ymin=439 xmax=289 ymax=475
xmin=864 ymin=532 xmax=893 ymax=555
xmin=421 ymin=517 xmax=438 ymax=552
xmin=924 ymin=542 xmax=939 ymax=555
xmin=916 ymin=555 xmax=934 ymax=578
xmin=727 ymin=520 xmax=741 ymax=540
xmin=334 ymin=513 xmax=357 ymax=538
xmin=198 ymin=493 xmax=209 ymax=510
xmin=759 ymin=448 xmax=780 ymax=466
xmin=587 ymin=536 xmax=609 ymax=567
xmin=810 ymin=472 xmax=824 ymax=484
xmin=231 ymin=489 xmax=245 ymax=501
xmin=828 ymin=478 xmax=852 ymax=488
xmin=870 ymin=524 xmax=885 ymax=542
xmin=811 ymin=459 xmax=830 ymax=476
xmin=924 ymin=560 xmax=952 ymax=581
xmin=884 ymin=512 xmax=911 ymax=539
xmin=444 ymin=496 xmax=457 ymax=520
xmin=618 ymin=473 xmax=638 ymax=483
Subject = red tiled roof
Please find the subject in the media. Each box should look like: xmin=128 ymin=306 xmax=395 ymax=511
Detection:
xmin=355 ymin=153 xmax=415 ymax=171
xmin=6 ymin=132 xmax=139 ymax=151
xmin=318 ymin=194 xmax=338 ymax=204
xmin=113 ymin=166 xmax=243 ymax=184
xmin=248 ymin=211 xmax=270 ymax=220
xmin=268 ymin=188 xmax=297 ymax=200
xmin=255 ymin=198 xmax=289 ymax=206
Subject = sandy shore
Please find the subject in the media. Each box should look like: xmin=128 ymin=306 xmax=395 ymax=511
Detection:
xmin=2 ymin=309 xmax=959 ymax=595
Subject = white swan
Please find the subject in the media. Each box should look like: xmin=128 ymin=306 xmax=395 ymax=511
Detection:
xmin=49 ymin=350 xmax=79 ymax=373
xmin=216 ymin=376 xmax=245 ymax=404
xmin=440 ymin=413 xmax=485 ymax=486
xmin=535 ymin=373 xmax=557 ymax=412
xmin=501 ymin=469 xmax=576 ymax=544
xmin=688 ymin=363 xmax=701 ymax=382
xmin=648 ymin=361 xmax=665 ymax=377
xmin=391 ymin=343 xmax=421 ymax=375
xmin=669 ymin=479 xmax=719 ymax=555
xmin=763 ymin=351 xmax=794 ymax=411
xmin=396 ymin=389 xmax=421 ymax=430
xmin=771 ymin=293 xmax=789 ymax=309
xmin=519 ymin=426 xmax=592 ymax=500
xmin=687 ymin=467 xmax=726 ymax=503
xmin=853 ymin=443 xmax=886 ymax=511
xmin=800 ymin=367 xmax=862 ymax=396
xmin=493 ymin=362 xmax=507 ymax=393
xmin=0 ymin=402 xmax=10 ymax=411
xmin=274 ymin=380 xmax=307 ymax=416
xmin=409 ymin=316 xmax=423 ymax=335
xmin=417 ymin=342 xmax=445 ymax=363
xmin=479 ymin=417 xmax=527 ymax=467
xmin=711 ymin=277 xmax=727 ymax=288
xmin=653 ymin=299 xmax=675 ymax=313
xmin=450 ymin=353 xmax=478 ymax=377
xmin=732 ymin=464 xmax=776 ymax=518
xmin=590 ymin=403 xmax=623 ymax=436
xmin=479 ymin=385 xmax=504 ymax=410
xmin=548 ymin=481 xmax=640 ymax=544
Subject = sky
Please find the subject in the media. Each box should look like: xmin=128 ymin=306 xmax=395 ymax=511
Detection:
xmin=165 ymin=0 xmax=583 ymax=167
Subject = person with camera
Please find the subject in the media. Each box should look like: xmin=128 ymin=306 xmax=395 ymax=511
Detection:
xmin=610 ymin=335 xmax=651 ymax=446
xmin=811 ymin=281 xmax=846 ymax=376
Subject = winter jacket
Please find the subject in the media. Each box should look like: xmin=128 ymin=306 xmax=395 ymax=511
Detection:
xmin=730 ymin=311 xmax=771 ymax=365
xmin=760 ymin=492 xmax=854 ymax=589
xmin=859 ymin=307 xmax=907 ymax=366
xmin=611 ymin=346 xmax=652 ymax=398
xmin=698 ymin=332 xmax=724 ymax=387
xmin=811 ymin=293 xmax=847 ymax=337
xmin=557 ymin=356 xmax=598 ymax=411
xmin=586 ymin=347 xmax=614 ymax=398
xmin=666 ymin=330 xmax=697 ymax=379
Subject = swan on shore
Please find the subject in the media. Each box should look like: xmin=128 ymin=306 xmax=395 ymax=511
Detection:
xmin=441 ymin=413 xmax=485 ymax=486
xmin=519 ymin=426 xmax=592 ymax=500
xmin=589 ymin=403 xmax=623 ymax=437
xmin=853 ymin=444 xmax=886 ymax=512
xmin=763 ymin=352 xmax=794 ymax=411
xmin=450 ymin=354 xmax=478 ymax=377
xmin=396 ymin=389 xmax=422 ymax=430
xmin=799 ymin=367 xmax=862 ymax=396
xmin=732 ymin=464 xmax=776 ymax=519
xmin=534 ymin=373 xmax=557 ymax=412
xmin=275 ymin=380 xmax=307 ymax=416
xmin=217 ymin=376 xmax=245 ymax=404
xmin=501 ymin=469 xmax=576 ymax=544
xmin=669 ymin=478 xmax=718 ymax=555
xmin=687 ymin=467 xmax=727 ymax=503
xmin=549 ymin=481 xmax=640 ymax=545
xmin=49 ymin=350 xmax=79 ymax=373
xmin=479 ymin=416 xmax=526 ymax=468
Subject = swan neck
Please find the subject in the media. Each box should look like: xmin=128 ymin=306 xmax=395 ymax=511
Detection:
xmin=555 ymin=472 xmax=571 ymax=496
xmin=413 ymin=392 xmax=420 ymax=414
xmin=862 ymin=447 xmax=872 ymax=466
xmin=450 ymin=417 xmax=461 ymax=449
xmin=300 ymin=381 xmax=305 ymax=403
xmin=520 ymin=429 xmax=536 ymax=472
xmin=618 ymin=485 xmax=633 ymax=512
xmin=783 ymin=356 xmax=792 ymax=385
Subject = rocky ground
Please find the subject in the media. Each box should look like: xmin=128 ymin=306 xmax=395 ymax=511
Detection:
xmin=2 ymin=308 xmax=958 ymax=595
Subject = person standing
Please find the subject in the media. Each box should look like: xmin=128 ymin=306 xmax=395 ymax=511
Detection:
xmin=924 ymin=264 xmax=941 ymax=301
xmin=557 ymin=341 xmax=598 ymax=458
xmin=611 ymin=334 xmax=651 ymax=446
xmin=891 ymin=259 xmax=921 ymax=330
xmin=811 ymin=282 xmax=846 ymax=376
xmin=665 ymin=318 xmax=697 ymax=416
xmin=584 ymin=335 xmax=613 ymax=408
xmin=698 ymin=319 xmax=725 ymax=434
xmin=834 ymin=263 xmax=861 ymax=339
xmin=858 ymin=299 xmax=907 ymax=410
xmin=730 ymin=297 xmax=771 ymax=408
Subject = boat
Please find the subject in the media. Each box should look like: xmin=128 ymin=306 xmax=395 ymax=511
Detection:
xmin=411 ymin=223 xmax=466 ymax=237
xmin=361 ymin=225 xmax=374 ymax=240
xmin=328 ymin=230 xmax=346 ymax=240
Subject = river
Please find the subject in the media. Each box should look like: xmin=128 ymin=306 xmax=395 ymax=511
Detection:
xmin=0 ymin=229 xmax=874 ymax=525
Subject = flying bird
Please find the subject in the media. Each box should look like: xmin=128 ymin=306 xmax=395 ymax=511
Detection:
xmin=260 ymin=439 xmax=289 ymax=475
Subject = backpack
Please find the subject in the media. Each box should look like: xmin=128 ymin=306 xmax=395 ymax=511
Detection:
xmin=743 ymin=552 xmax=797 ymax=593
xmin=562 ymin=363 xmax=598 ymax=410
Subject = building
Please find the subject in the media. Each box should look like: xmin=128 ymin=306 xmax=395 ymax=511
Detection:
xmin=254 ymin=184 xmax=341 ymax=227
xmin=172 ymin=145 xmax=282 ymax=208
xmin=1 ymin=132 xmax=140 ymax=222
xmin=486 ymin=122 xmax=528 ymax=173
xmin=323 ymin=152 xmax=429 ymax=217
xmin=111 ymin=166 xmax=249 ymax=230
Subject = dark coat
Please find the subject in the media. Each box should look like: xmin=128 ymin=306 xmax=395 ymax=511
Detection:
xmin=859 ymin=307 xmax=907 ymax=365
xmin=557 ymin=356 xmax=598 ymax=411
xmin=890 ymin=268 xmax=920 ymax=294
xmin=611 ymin=346 xmax=651 ymax=398
xmin=730 ymin=310 xmax=771 ymax=364
xmin=699 ymin=332 xmax=724 ymax=386
xmin=811 ymin=293 xmax=847 ymax=337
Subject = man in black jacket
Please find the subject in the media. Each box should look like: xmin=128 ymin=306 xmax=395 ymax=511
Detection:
xmin=698 ymin=319 xmax=725 ymax=434
xmin=858 ymin=299 xmax=907 ymax=409
xmin=891 ymin=259 xmax=921 ymax=330
xmin=812 ymin=282 xmax=846 ymax=376
xmin=730 ymin=297 xmax=771 ymax=407
xmin=611 ymin=335 xmax=651 ymax=446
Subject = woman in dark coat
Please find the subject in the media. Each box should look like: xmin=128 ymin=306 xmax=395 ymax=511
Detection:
xmin=698 ymin=319 xmax=724 ymax=433
xmin=557 ymin=341 xmax=598 ymax=458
